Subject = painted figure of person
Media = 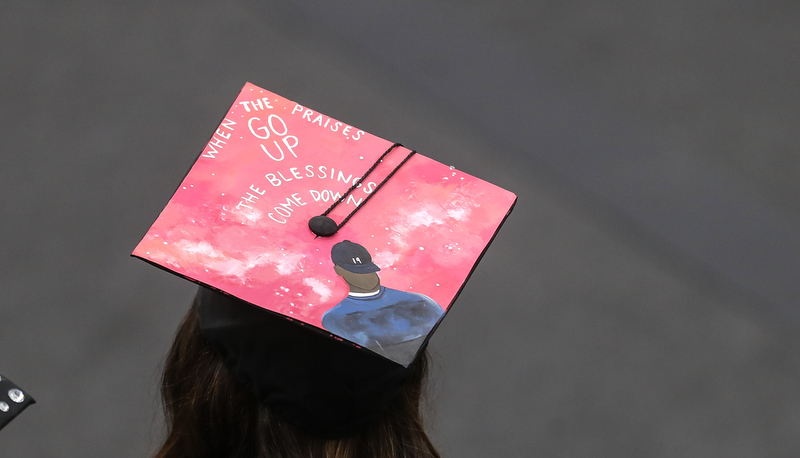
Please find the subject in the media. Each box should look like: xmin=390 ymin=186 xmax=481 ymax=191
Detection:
xmin=322 ymin=240 xmax=444 ymax=365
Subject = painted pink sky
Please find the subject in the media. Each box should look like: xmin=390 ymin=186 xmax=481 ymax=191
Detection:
xmin=134 ymin=83 xmax=516 ymax=329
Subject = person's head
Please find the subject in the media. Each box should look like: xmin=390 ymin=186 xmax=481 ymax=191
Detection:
xmin=155 ymin=288 xmax=440 ymax=458
xmin=331 ymin=240 xmax=382 ymax=293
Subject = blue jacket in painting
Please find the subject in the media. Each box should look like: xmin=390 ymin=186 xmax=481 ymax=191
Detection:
xmin=322 ymin=286 xmax=444 ymax=364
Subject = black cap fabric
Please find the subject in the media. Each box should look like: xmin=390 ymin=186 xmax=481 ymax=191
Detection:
xmin=196 ymin=287 xmax=414 ymax=436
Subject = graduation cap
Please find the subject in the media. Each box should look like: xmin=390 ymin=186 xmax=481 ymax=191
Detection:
xmin=133 ymin=82 xmax=515 ymax=433
xmin=0 ymin=375 xmax=35 ymax=431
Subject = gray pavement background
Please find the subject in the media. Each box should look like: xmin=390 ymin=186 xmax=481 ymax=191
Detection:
xmin=1 ymin=1 xmax=799 ymax=457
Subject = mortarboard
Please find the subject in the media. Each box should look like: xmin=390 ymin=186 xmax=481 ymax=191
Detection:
xmin=133 ymin=82 xmax=515 ymax=433
xmin=0 ymin=375 xmax=35 ymax=431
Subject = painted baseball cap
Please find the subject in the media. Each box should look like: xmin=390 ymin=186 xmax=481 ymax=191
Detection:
xmin=330 ymin=240 xmax=381 ymax=274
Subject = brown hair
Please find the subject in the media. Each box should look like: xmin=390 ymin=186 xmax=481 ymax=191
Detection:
xmin=155 ymin=297 xmax=441 ymax=458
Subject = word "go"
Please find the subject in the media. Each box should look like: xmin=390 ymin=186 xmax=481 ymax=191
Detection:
xmin=247 ymin=115 xmax=299 ymax=162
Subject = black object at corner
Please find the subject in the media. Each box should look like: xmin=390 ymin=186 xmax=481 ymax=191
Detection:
xmin=196 ymin=287 xmax=417 ymax=437
xmin=0 ymin=375 xmax=35 ymax=431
